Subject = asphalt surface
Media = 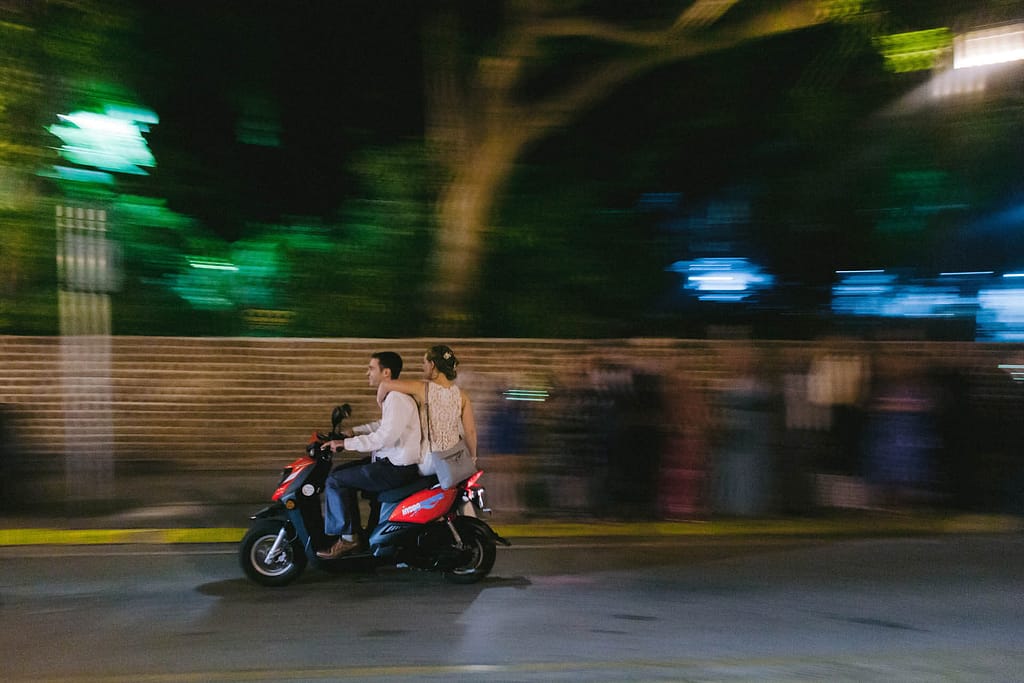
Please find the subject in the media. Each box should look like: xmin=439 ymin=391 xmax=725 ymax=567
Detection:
xmin=3 ymin=534 xmax=1023 ymax=681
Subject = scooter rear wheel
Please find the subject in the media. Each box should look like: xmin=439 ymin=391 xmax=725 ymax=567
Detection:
xmin=240 ymin=519 xmax=307 ymax=587
xmin=443 ymin=517 xmax=496 ymax=584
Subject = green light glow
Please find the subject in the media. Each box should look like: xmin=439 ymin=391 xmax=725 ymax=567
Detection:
xmin=189 ymin=259 xmax=239 ymax=272
xmin=172 ymin=258 xmax=237 ymax=310
xmin=502 ymin=389 xmax=549 ymax=402
xmin=45 ymin=165 xmax=115 ymax=185
xmin=48 ymin=106 xmax=158 ymax=175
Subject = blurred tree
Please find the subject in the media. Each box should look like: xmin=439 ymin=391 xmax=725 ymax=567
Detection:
xmin=0 ymin=6 xmax=53 ymax=332
xmin=0 ymin=0 xmax=145 ymax=333
xmin=131 ymin=1 xmax=424 ymax=241
xmin=753 ymin=0 xmax=1024 ymax=289
xmin=8 ymin=0 xmax=1016 ymax=338
xmin=290 ymin=143 xmax=435 ymax=338
xmin=421 ymin=0 xmax=842 ymax=332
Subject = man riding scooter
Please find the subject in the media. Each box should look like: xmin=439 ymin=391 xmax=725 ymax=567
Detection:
xmin=317 ymin=351 xmax=422 ymax=559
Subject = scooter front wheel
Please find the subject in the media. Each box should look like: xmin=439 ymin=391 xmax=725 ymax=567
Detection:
xmin=240 ymin=519 xmax=307 ymax=587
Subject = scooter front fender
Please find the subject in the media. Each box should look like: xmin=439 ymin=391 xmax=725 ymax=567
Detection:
xmin=250 ymin=502 xmax=317 ymax=561
xmin=458 ymin=515 xmax=511 ymax=546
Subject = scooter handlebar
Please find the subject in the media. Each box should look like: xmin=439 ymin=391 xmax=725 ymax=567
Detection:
xmin=307 ymin=438 xmax=336 ymax=460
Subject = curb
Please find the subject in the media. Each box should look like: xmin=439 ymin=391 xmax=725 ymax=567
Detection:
xmin=0 ymin=514 xmax=1020 ymax=547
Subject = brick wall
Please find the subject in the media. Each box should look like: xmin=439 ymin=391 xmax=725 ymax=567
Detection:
xmin=2 ymin=336 xmax=1023 ymax=513
xmin=0 ymin=336 xmax=722 ymax=467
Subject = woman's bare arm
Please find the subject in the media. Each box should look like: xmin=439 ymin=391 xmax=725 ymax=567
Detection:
xmin=377 ymin=379 xmax=426 ymax=405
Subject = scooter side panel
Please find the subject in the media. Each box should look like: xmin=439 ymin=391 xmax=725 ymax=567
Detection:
xmin=272 ymin=456 xmax=318 ymax=501
xmin=367 ymin=521 xmax=420 ymax=557
xmin=388 ymin=487 xmax=457 ymax=524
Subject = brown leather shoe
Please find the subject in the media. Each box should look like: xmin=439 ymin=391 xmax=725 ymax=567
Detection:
xmin=316 ymin=536 xmax=360 ymax=560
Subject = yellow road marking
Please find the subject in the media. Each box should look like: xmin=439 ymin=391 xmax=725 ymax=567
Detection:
xmin=0 ymin=514 xmax=1018 ymax=546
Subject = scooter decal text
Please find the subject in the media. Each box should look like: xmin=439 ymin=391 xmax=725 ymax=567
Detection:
xmin=401 ymin=492 xmax=445 ymax=516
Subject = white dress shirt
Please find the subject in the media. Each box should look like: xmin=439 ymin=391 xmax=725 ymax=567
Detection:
xmin=343 ymin=392 xmax=421 ymax=466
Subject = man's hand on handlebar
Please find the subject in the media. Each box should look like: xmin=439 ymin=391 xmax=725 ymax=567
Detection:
xmin=324 ymin=429 xmax=354 ymax=450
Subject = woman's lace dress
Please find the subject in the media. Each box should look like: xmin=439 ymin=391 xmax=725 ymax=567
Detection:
xmin=424 ymin=382 xmax=462 ymax=451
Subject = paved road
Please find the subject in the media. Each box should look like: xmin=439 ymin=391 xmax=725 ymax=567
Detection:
xmin=2 ymin=535 xmax=1022 ymax=681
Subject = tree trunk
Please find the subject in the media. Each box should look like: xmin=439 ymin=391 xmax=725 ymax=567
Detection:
xmin=429 ymin=134 xmax=522 ymax=334
xmin=421 ymin=0 xmax=832 ymax=332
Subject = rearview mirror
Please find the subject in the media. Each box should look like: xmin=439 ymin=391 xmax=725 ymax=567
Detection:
xmin=331 ymin=404 xmax=352 ymax=431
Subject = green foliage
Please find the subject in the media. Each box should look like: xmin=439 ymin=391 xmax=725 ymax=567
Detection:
xmin=485 ymin=165 xmax=672 ymax=338
xmin=0 ymin=206 xmax=58 ymax=333
xmin=287 ymin=143 xmax=436 ymax=337
xmin=0 ymin=16 xmax=50 ymax=177
xmin=874 ymin=28 xmax=952 ymax=73
xmin=820 ymin=0 xmax=871 ymax=22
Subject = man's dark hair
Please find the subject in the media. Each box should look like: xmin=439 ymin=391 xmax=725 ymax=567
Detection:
xmin=372 ymin=351 xmax=403 ymax=378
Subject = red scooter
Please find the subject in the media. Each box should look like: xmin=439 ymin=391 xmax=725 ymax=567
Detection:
xmin=240 ymin=404 xmax=509 ymax=587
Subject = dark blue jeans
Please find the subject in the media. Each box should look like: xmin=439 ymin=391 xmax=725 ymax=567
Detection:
xmin=323 ymin=457 xmax=420 ymax=536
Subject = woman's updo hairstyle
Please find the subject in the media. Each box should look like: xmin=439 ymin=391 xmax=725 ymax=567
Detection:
xmin=426 ymin=344 xmax=458 ymax=380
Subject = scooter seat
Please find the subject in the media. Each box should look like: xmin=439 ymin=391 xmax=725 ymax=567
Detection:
xmin=378 ymin=475 xmax=439 ymax=503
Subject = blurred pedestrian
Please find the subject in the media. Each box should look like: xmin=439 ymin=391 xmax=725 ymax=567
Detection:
xmin=712 ymin=344 xmax=776 ymax=517
xmin=808 ymin=343 xmax=870 ymax=476
xmin=863 ymin=354 xmax=939 ymax=508
xmin=657 ymin=371 xmax=711 ymax=520
xmin=779 ymin=351 xmax=831 ymax=513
